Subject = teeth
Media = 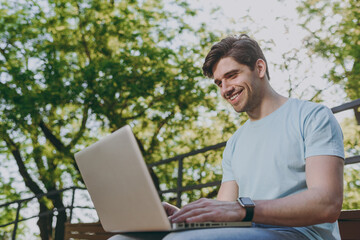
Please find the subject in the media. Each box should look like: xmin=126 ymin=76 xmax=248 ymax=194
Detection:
xmin=230 ymin=93 xmax=239 ymax=100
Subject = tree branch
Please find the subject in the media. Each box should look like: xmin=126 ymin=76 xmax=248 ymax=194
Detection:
xmin=69 ymin=104 xmax=89 ymax=148
xmin=1 ymin=127 xmax=45 ymax=196
xmin=119 ymin=96 xmax=158 ymax=121
xmin=31 ymin=133 xmax=47 ymax=176
xmin=147 ymin=111 xmax=175 ymax=155
xmin=76 ymin=2 xmax=92 ymax=62
xmin=39 ymin=120 xmax=70 ymax=155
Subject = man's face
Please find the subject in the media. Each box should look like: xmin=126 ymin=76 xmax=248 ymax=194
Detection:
xmin=212 ymin=57 xmax=262 ymax=113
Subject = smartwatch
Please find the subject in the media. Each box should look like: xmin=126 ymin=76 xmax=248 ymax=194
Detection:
xmin=237 ymin=197 xmax=255 ymax=221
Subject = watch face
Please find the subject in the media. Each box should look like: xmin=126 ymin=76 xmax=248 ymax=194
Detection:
xmin=240 ymin=197 xmax=255 ymax=206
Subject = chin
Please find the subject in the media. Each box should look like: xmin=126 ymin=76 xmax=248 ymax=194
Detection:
xmin=233 ymin=107 xmax=246 ymax=113
xmin=232 ymin=103 xmax=246 ymax=113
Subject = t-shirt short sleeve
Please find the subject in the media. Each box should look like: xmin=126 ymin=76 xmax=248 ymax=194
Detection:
xmin=303 ymin=104 xmax=344 ymax=159
xmin=221 ymin=137 xmax=236 ymax=183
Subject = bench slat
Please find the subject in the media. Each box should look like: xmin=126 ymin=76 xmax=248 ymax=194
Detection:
xmin=338 ymin=210 xmax=360 ymax=240
xmin=65 ymin=222 xmax=116 ymax=240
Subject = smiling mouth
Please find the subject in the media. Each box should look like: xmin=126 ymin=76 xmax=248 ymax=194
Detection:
xmin=228 ymin=89 xmax=243 ymax=101
xmin=230 ymin=93 xmax=239 ymax=100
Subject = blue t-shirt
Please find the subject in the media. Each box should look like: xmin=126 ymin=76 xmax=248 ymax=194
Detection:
xmin=222 ymin=98 xmax=344 ymax=240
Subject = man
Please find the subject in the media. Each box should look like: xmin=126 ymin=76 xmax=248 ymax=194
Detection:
xmin=162 ymin=34 xmax=344 ymax=240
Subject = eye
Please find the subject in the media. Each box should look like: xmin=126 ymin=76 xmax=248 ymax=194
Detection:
xmin=214 ymin=80 xmax=222 ymax=87
xmin=229 ymin=72 xmax=239 ymax=79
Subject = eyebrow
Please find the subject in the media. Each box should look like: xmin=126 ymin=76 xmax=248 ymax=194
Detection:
xmin=214 ymin=69 xmax=240 ymax=83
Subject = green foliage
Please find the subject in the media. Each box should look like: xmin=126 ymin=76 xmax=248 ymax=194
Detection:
xmin=0 ymin=205 xmax=29 ymax=240
xmin=297 ymin=0 xmax=360 ymax=100
xmin=0 ymin=205 xmax=17 ymax=240
xmin=0 ymin=0 xmax=234 ymax=238
xmin=343 ymin=166 xmax=360 ymax=209
xmin=341 ymin=117 xmax=360 ymax=209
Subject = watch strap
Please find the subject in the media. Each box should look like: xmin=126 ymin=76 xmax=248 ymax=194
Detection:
xmin=242 ymin=205 xmax=254 ymax=221
xmin=237 ymin=197 xmax=255 ymax=222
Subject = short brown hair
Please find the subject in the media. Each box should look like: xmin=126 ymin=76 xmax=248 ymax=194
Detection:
xmin=202 ymin=34 xmax=270 ymax=80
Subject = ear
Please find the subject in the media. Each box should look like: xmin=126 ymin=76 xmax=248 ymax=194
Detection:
xmin=255 ymin=59 xmax=266 ymax=79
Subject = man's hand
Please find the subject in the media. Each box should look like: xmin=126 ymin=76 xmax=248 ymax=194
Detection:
xmin=169 ymin=198 xmax=245 ymax=223
xmin=162 ymin=202 xmax=180 ymax=217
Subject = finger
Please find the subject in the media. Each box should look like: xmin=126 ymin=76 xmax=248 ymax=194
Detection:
xmin=169 ymin=205 xmax=197 ymax=220
xmin=186 ymin=212 xmax=217 ymax=223
xmin=169 ymin=207 xmax=180 ymax=216
xmin=162 ymin=202 xmax=179 ymax=216
xmin=170 ymin=198 xmax=210 ymax=219
xmin=172 ymin=201 xmax=242 ymax=223
xmin=171 ymin=208 xmax=211 ymax=223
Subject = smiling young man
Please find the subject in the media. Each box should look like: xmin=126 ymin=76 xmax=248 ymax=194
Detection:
xmin=162 ymin=34 xmax=345 ymax=240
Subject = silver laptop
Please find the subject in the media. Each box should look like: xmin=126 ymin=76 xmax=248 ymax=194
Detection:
xmin=74 ymin=125 xmax=251 ymax=233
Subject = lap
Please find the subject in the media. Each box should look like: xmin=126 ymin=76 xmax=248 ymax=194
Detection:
xmin=108 ymin=232 xmax=168 ymax=240
xmin=164 ymin=225 xmax=307 ymax=240
xmin=108 ymin=225 xmax=308 ymax=240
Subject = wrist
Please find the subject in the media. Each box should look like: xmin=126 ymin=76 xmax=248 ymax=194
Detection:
xmin=237 ymin=197 xmax=255 ymax=222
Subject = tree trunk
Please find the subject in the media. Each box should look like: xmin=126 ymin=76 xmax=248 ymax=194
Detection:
xmin=37 ymin=202 xmax=53 ymax=240
xmin=52 ymin=195 xmax=67 ymax=240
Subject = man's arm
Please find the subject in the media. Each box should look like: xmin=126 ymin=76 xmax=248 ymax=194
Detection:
xmin=169 ymin=155 xmax=343 ymax=226
xmin=217 ymin=180 xmax=238 ymax=201
xmin=253 ymin=155 xmax=343 ymax=226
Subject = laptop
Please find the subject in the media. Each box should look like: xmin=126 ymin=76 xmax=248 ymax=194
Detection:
xmin=74 ymin=125 xmax=251 ymax=233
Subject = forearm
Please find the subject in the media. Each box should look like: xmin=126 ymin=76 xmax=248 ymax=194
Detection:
xmin=169 ymin=187 xmax=342 ymax=225
xmin=253 ymin=188 xmax=342 ymax=226
xmin=170 ymin=157 xmax=343 ymax=226
xmin=252 ymin=156 xmax=343 ymax=226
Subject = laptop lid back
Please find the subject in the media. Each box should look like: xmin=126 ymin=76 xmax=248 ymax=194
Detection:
xmin=74 ymin=125 xmax=171 ymax=232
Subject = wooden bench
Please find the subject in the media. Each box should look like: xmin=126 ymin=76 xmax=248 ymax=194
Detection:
xmin=64 ymin=222 xmax=116 ymax=240
xmin=338 ymin=210 xmax=360 ymax=240
xmin=65 ymin=210 xmax=360 ymax=240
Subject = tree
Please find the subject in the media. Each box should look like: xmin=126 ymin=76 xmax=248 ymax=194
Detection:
xmin=297 ymin=0 xmax=360 ymax=100
xmin=0 ymin=0 xmax=230 ymax=239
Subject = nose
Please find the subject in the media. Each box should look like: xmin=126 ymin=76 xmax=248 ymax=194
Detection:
xmin=221 ymin=81 xmax=234 ymax=98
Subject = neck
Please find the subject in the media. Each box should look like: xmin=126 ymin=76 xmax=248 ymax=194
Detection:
xmin=247 ymin=86 xmax=288 ymax=121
